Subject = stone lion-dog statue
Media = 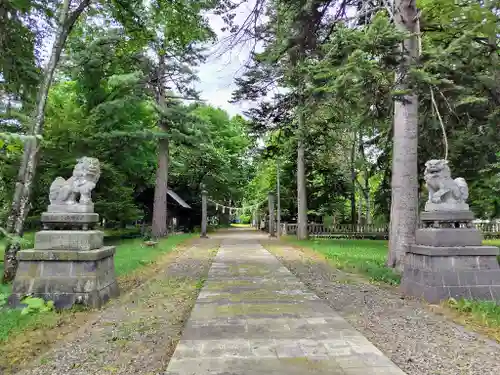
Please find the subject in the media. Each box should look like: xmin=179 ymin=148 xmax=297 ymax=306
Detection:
xmin=424 ymin=159 xmax=469 ymax=211
xmin=49 ymin=157 xmax=101 ymax=207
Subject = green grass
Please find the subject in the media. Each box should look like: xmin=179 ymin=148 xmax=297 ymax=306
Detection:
xmin=284 ymin=238 xmax=401 ymax=285
xmin=0 ymin=233 xmax=196 ymax=342
xmin=484 ymin=239 xmax=500 ymax=247
xmin=113 ymin=234 xmax=194 ymax=276
xmin=446 ymin=298 xmax=500 ymax=327
xmin=444 ymin=298 xmax=500 ymax=341
xmin=285 ymin=237 xmax=500 ymax=286
xmin=230 ymin=223 xmax=252 ymax=228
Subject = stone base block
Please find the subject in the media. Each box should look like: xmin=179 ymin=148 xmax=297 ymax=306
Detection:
xmin=47 ymin=203 xmax=95 ymax=213
xmin=420 ymin=210 xmax=474 ymax=222
xmin=402 ymin=246 xmax=500 ymax=304
xmin=409 ymin=245 xmax=499 ymax=263
xmin=9 ymin=246 xmax=119 ymax=309
xmin=401 ymin=271 xmax=500 ymax=303
xmin=34 ymin=230 xmax=104 ymax=251
xmin=424 ymin=202 xmax=469 ymax=212
xmin=41 ymin=212 xmax=99 ymax=230
xmin=415 ymin=228 xmax=483 ymax=247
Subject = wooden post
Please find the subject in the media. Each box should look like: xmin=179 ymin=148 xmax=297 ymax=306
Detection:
xmin=201 ymin=190 xmax=208 ymax=238
xmin=268 ymin=192 xmax=276 ymax=237
xmin=276 ymin=159 xmax=281 ymax=238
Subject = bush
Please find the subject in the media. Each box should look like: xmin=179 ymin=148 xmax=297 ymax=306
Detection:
xmin=19 ymin=297 xmax=54 ymax=315
xmin=104 ymin=228 xmax=142 ymax=239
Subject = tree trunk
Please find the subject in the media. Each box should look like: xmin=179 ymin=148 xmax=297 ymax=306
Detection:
xmin=350 ymin=138 xmax=357 ymax=230
xmin=296 ymin=107 xmax=308 ymax=240
xmin=151 ymin=137 xmax=169 ymax=238
xmin=359 ymin=132 xmax=371 ymax=224
xmin=365 ymin=182 xmax=371 ymax=225
xmin=151 ymin=49 xmax=171 ymax=239
xmin=357 ymin=193 xmax=363 ymax=225
xmin=387 ymin=0 xmax=420 ymax=270
xmin=3 ymin=0 xmax=90 ymax=283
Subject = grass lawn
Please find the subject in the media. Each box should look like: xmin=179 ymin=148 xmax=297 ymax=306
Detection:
xmin=483 ymin=239 xmax=500 ymax=247
xmin=113 ymin=234 xmax=194 ymax=277
xmin=284 ymin=237 xmax=401 ymax=285
xmin=0 ymin=233 xmax=196 ymax=342
xmin=230 ymin=223 xmax=252 ymax=228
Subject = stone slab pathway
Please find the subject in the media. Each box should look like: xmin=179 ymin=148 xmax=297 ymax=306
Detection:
xmin=165 ymin=233 xmax=407 ymax=375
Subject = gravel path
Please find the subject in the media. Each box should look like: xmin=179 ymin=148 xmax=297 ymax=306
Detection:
xmin=16 ymin=238 xmax=220 ymax=375
xmin=264 ymin=241 xmax=500 ymax=375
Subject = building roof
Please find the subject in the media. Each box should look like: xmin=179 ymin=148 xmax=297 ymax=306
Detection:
xmin=167 ymin=189 xmax=191 ymax=209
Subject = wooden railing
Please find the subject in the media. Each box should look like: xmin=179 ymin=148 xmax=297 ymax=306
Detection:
xmin=282 ymin=223 xmax=388 ymax=239
xmin=281 ymin=222 xmax=500 ymax=239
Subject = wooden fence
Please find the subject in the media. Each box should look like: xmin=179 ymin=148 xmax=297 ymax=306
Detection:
xmin=280 ymin=222 xmax=500 ymax=239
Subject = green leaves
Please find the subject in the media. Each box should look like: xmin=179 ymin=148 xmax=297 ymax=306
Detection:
xmin=168 ymin=105 xmax=253 ymax=205
xmin=0 ymin=228 xmax=31 ymax=248
xmin=106 ymin=71 xmax=144 ymax=90
xmin=19 ymin=296 xmax=54 ymax=315
xmin=455 ymin=96 xmax=489 ymax=107
xmin=0 ymin=138 xmax=23 ymax=155
xmin=0 ymin=0 xmax=43 ymax=100
xmin=230 ymin=0 xmax=500 ymax=224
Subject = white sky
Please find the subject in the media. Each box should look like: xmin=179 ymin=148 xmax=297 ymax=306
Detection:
xmin=195 ymin=0 xmax=263 ymax=117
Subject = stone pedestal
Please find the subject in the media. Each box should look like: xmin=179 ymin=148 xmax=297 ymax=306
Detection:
xmin=9 ymin=212 xmax=119 ymax=309
xmin=401 ymin=211 xmax=500 ymax=303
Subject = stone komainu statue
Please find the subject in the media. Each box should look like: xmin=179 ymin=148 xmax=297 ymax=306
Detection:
xmin=424 ymin=159 xmax=469 ymax=211
xmin=49 ymin=157 xmax=101 ymax=206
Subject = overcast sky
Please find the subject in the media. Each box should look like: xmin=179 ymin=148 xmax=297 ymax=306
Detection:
xmin=195 ymin=1 xmax=261 ymax=117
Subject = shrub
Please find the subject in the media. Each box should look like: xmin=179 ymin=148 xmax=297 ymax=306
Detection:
xmin=239 ymin=214 xmax=251 ymax=224
xmin=20 ymin=297 xmax=55 ymax=315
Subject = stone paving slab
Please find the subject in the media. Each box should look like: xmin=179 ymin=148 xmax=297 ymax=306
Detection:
xmin=164 ymin=235 xmax=407 ymax=375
